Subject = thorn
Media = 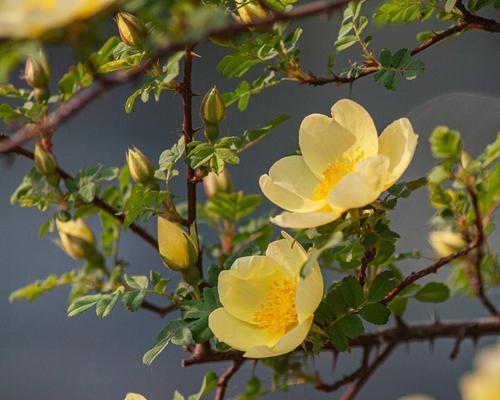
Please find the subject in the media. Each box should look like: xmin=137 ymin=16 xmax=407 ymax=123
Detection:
xmin=429 ymin=336 xmax=435 ymax=352
xmin=190 ymin=51 xmax=202 ymax=58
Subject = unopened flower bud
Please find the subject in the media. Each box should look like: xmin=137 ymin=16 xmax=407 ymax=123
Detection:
xmin=158 ymin=217 xmax=198 ymax=271
xmin=461 ymin=151 xmax=472 ymax=168
xmin=429 ymin=230 xmax=466 ymax=258
xmin=201 ymin=87 xmax=226 ymax=125
xmin=126 ymin=147 xmax=154 ymax=184
xmin=116 ymin=11 xmax=147 ymax=48
xmin=34 ymin=143 xmax=57 ymax=177
xmin=56 ymin=218 xmax=95 ymax=259
xmin=236 ymin=0 xmax=272 ymax=30
xmin=24 ymin=57 xmax=49 ymax=88
xmin=203 ymin=170 xmax=232 ymax=198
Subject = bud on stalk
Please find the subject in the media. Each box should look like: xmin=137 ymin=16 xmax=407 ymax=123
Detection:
xmin=157 ymin=217 xmax=198 ymax=271
xmin=56 ymin=218 xmax=95 ymax=259
xmin=126 ymin=147 xmax=154 ymax=184
xmin=203 ymin=170 xmax=231 ymax=198
xmin=34 ymin=143 xmax=57 ymax=177
xmin=116 ymin=11 xmax=147 ymax=48
xmin=201 ymin=87 xmax=225 ymax=143
xmin=24 ymin=57 xmax=49 ymax=88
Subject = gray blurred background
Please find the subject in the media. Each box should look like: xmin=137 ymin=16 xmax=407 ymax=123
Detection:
xmin=1 ymin=3 xmax=499 ymax=400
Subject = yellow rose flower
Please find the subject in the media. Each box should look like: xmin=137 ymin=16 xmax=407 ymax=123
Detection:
xmin=259 ymin=99 xmax=418 ymax=229
xmin=208 ymin=232 xmax=323 ymax=358
xmin=429 ymin=230 xmax=466 ymax=258
xmin=124 ymin=394 xmax=147 ymax=400
xmin=460 ymin=342 xmax=500 ymax=400
xmin=56 ymin=218 xmax=95 ymax=259
xmin=0 ymin=0 xmax=115 ymax=38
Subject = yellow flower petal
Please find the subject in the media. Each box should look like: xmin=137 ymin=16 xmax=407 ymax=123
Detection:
xmin=157 ymin=217 xmax=198 ymax=271
xmin=429 ymin=231 xmax=465 ymax=258
xmin=378 ymin=118 xmax=418 ymax=187
xmin=243 ymin=316 xmax=313 ymax=358
xmin=268 ymin=155 xmax=320 ymax=198
xmin=259 ymin=174 xmax=325 ymax=213
xmin=265 ymin=233 xmax=323 ymax=323
xmin=271 ymin=210 xmax=341 ymax=229
xmin=208 ymin=308 xmax=278 ymax=351
xmin=218 ymin=256 xmax=290 ymax=324
xmin=125 ymin=394 xmax=148 ymax=400
xmin=328 ymin=155 xmax=390 ymax=209
xmin=331 ymin=99 xmax=378 ymax=156
xmin=299 ymin=113 xmax=357 ymax=177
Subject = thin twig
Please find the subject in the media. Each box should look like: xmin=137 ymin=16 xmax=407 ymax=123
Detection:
xmin=141 ymin=300 xmax=177 ymax=317
xmin=340 ymin=343 xmax=397 ymax=400
xmin=214 ymin=359 xmax=244 ymax=400
xmin=357 ymin=248 xmax=375 ymax=286
xmin=6 ymin=140 xmax=158 ymax=249
xmin=382 ymin=241 xmax=478 ymax=304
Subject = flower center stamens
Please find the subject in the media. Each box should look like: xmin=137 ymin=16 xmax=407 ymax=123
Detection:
xmin=252 ymin=278 xmax=298 ymax=334
xmin=310 ymin=147 xmax=364 ymax=200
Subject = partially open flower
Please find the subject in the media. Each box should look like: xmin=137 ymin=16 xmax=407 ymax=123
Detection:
xmin=429 ymin=230 xmax=466 ymax=258
xmin=0 ymin=0 xmax=115 ymax=38
xmin=460 ymin=342 xmax=500 ymax=400
xmin=158 ymin=217 xmax=198 ymax=271
xmin=259 ymin=99 xmax=418 ymax=229
xmin=208 ymin=232 xmax=323 ymax=358
xmin=56 ymin=218 xmax=95 ymax=259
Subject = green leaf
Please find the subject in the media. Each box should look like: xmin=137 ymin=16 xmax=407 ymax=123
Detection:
xmin=96 ymin=288 xmax=122 ymax=318
xmin=189 ymin=371 xmax=218 ymax=400
xmin=339 ymin=314 xmax=364 ymax=339
xmin=143 ymin=320 xmax=192 ymax=365
xmin=67 ymin=294 xmax=102 ymax=317
xmin=122 ymin=289 xmax=146 ymax=311
xmin=181 ymin=288 xmax=219 ymax=343
xmin=124 ymin=274 xmax=149 ymax=290
xmin=368 ymin=271 xmax=398 ymax=301
xmin=430 ymin=126 xmax=462 ymax=160
xmin=340 ymin=276 xmax=364 ymax=307
xmin=301 ymin=231 xmax=343 ymax=277
xmin=414 ymin=282 xmax=450 ymax=303
xmin=10 ymin=271 xmax=76 ymax=302
xmin=241 ymin=114 xmax=290 ymax=148
xmin=327 ymin=322 xmax=349 ymax=351
xmin=326 ymin=286 xmax=348 ymax=317
xmin=360 ymin=303 xmax=390 ymax=324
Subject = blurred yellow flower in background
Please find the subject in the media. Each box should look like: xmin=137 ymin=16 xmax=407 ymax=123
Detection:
xmin=56 ymin=218 xmax=95 ymax=259
xmin=259 ymin=99 xmax=418 ymax=229
xmin=429 ymin=230 xmax=466 ymax=258
xmin=208 ymin=232 xmax=323 ymax=358
xmin=0 ymin=0 xmax=115 ymax=38
xmin=124 ymin=394 xmax=147 ymax=400
xmin=461 ymin=342 xmax=500 ymax=400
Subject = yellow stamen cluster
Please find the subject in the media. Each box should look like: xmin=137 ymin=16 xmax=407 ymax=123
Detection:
xmin=253 ymin=278 xmax=298 ymax=334
xmin=311 ymin=148 xmax=365 ymax=200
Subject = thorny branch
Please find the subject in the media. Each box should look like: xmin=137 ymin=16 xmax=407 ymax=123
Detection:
xmin=214 ymin=359 xmax=244 ymax=400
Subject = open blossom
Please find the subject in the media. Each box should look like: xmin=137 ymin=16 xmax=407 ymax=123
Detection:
xmin=0 ymin=0 xmax=115 ymax=38
xmin=259 ymin=99 xmax=418 ymax=229
xmin=208 ymin=232 xmax=323 ymax=358
xmin=460 ymin=342 xmax=500 ymax=400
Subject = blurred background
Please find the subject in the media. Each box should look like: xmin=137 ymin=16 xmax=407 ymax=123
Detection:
xmin=1 ymin=3 xmax=499 ymax=400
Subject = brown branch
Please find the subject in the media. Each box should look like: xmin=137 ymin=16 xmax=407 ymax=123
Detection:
xmin=214 ymin=359 xmax=244 ymax=400
xmin=182 ymin=317 xmax=500 ymax=366
xmin=340 ymin=343 xmax=396 ymax=400
xmin=315 ymin=347 xmax=371 ymax=392
xmin=466 ymin=184 xmax=498 ymax=316
xmin=357 ymin=248 xmax=375 ymax=286
xmin=6 ymin=140 xmax=158 ymax=249
xmin=382 ymin=241 xmax=478 ymax=304
xmin=141 ymin=300 xmax=177 ymax=317
xmin=0 ymin=0 xmax=351 ymax=153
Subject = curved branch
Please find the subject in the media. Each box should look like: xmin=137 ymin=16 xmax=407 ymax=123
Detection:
xmin=5 ymin=139 xmax=158 ymax=249
xmin=214 ymin=359 xmax=244 ymax=400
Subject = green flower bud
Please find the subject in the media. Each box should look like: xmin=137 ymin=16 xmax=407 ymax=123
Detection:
xmin=201 ymin=87 xmax=226 ymax=125
xmin=24 ymin=56 xmax=49 ymax=88
xmin=116 ymin=11 xmax=147 ymax=48
xmin=126 ymin=147 xmax=154 ymax=184
xmin=203 ymin=170 xmax=232 ymax=198
xmin=158 ymin=217 xmax=198 ymax=271
xmin=34 ymin=143 xmax=57 ymax=177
